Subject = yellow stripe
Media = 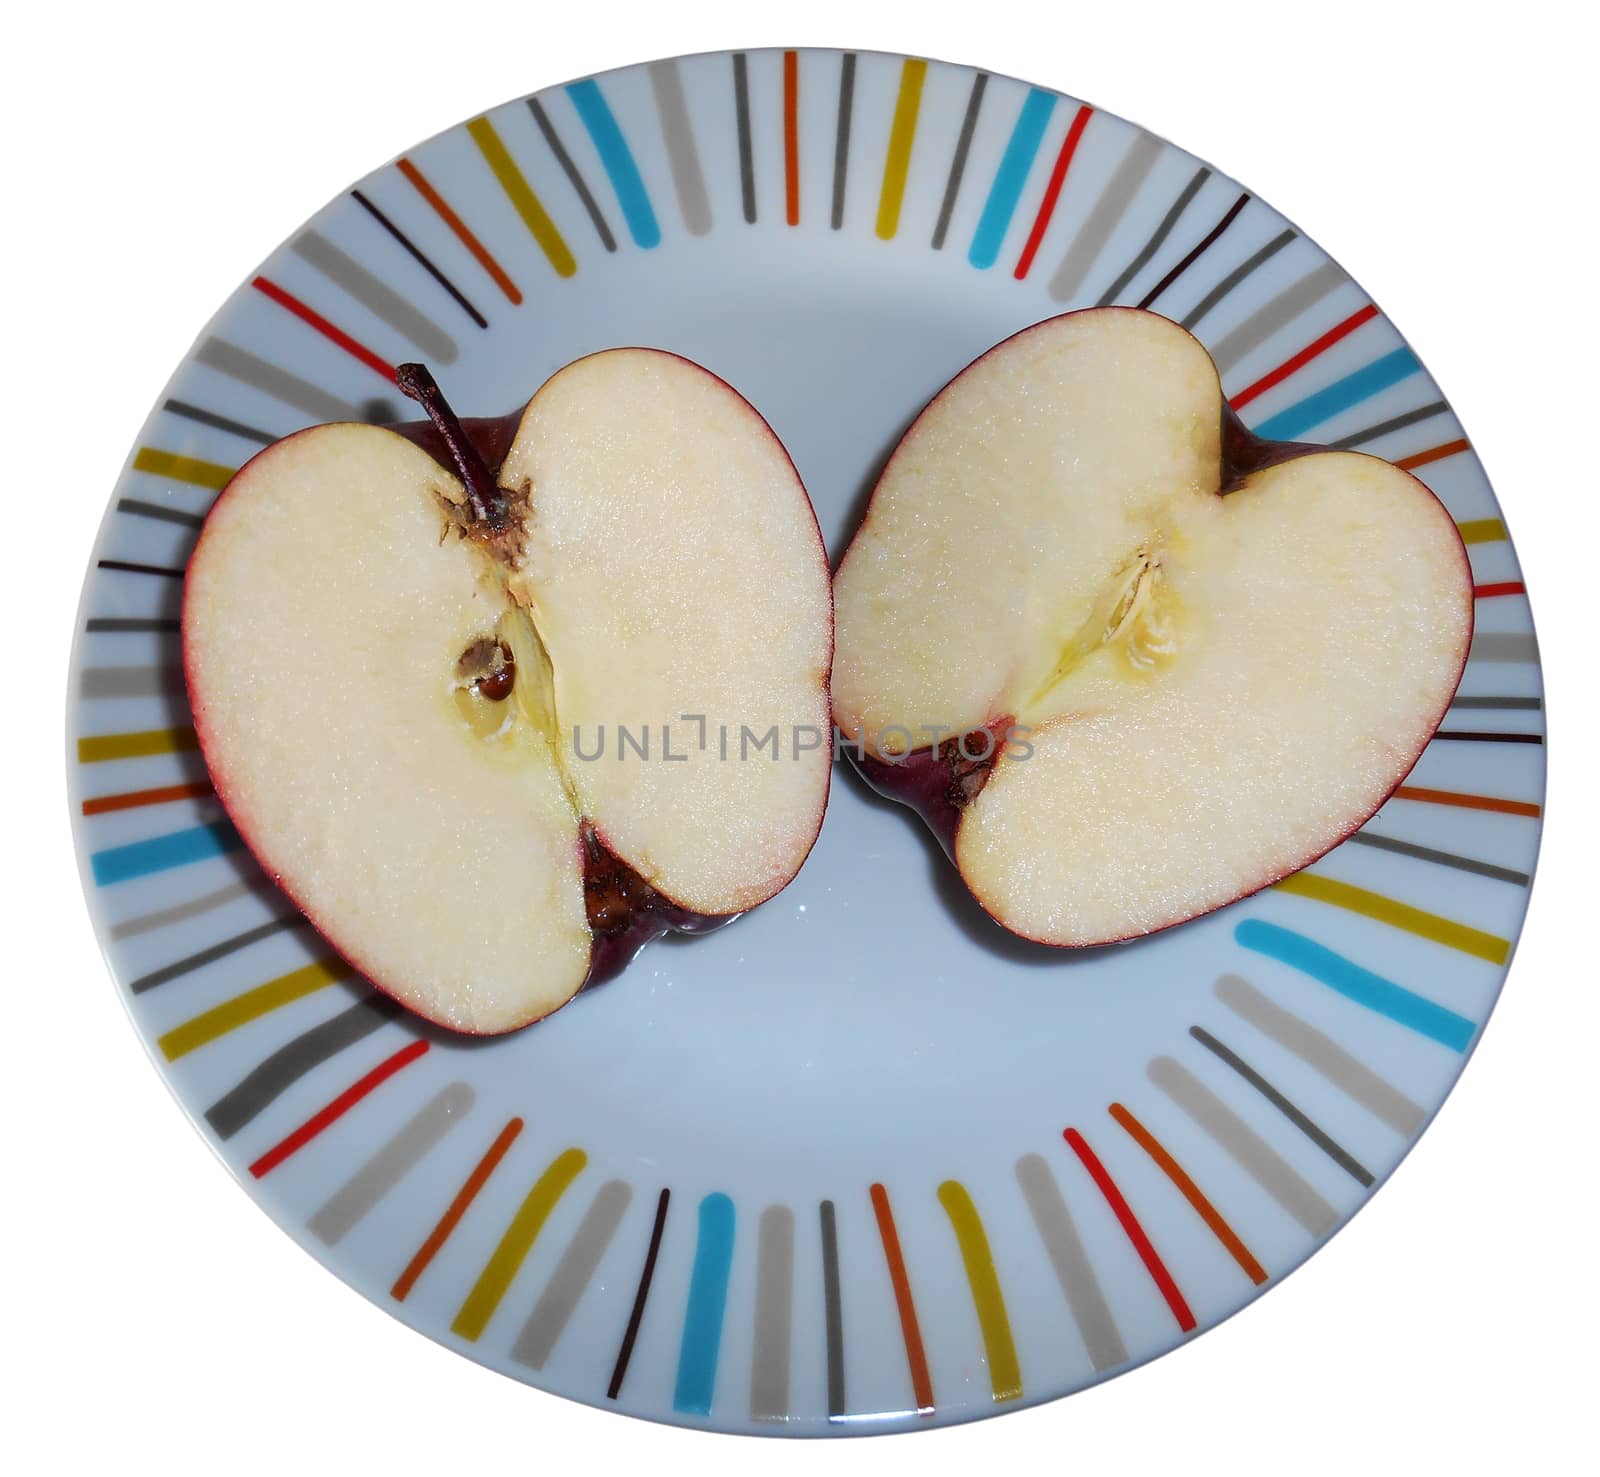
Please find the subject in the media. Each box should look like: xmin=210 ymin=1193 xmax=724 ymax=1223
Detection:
xmin=875 ymin=59 xmax=928 ymax=240
xmin=466 ymin=117 xmax=576 ymax=278
xmin=78 ymin=727 xmax=198 ymax=763
xmin=1457 ymin=517 xmax=1506 ymax=545
xmin=452 ymin=1148 xmax=588 ymax=1341
xmin=1274 ymin=872 xmax=1510 ymax=964
xmin=936 ymin=1180 xmax=1022 ymax=1402
xmin=132 ymin=448 xmax=237 ymax=491
xmin=158 ymin=959 xmax=352 ymax=1061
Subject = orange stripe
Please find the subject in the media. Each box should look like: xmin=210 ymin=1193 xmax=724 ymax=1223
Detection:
xmin=1110 ymin=1103 xmax=1267 ymax=1285
xmin=392 ymin=1117 xmax=523 ymax=1301
xmin=82 ymin=780 xmax=214 ymax=816
xmin=869 ymin=1183 xmax=935 ymax=1414
xmin=398 ymin=157 xmax=523 ymax=304
xmin=1396 ymin=438 xmax=1470 ymax=472
xmin=1392 ymin=784 xmax=1541 ymax=818
xmin=783 ymin=51 xmax=800 ymax=226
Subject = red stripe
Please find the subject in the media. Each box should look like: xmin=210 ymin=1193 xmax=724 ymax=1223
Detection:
xmin=1064 ymin=1127 xmax=1196 ymax=1331
xmin=249 ymin=1039 xmax=428 ymax=1178
xmin=783 ymin=51 xmax=800 ymax=227
xmin=1013 ymin=105 xmax=1093 ymax=280
xmin=1474 ymin=581 xmax=1526 ymax=599
xmin=1229 ymin=303 xmax=1379 ymax=411
xmin=251 ymin=276 xmax=396 ymax=382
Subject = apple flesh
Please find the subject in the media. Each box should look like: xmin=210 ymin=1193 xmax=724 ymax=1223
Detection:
xmin=832 ymin=308 xmax=1473 ymax=947
xmin=184 ymin=350 xmax=833 ymax=1033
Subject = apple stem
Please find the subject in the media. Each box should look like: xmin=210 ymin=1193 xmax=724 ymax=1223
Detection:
xmin=395 ymin=363 xmax=508 ymax=528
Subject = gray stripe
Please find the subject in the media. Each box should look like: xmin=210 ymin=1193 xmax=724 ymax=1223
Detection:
xmin=820 ymin=1199 xmax=846 ymax=1418
xmin=1048 ymin=131 xmax=1161 ymax=301
xmin=308 ymin=1083 xmax=475 ymax=1245
xmin=196 ymin=338 xmax=359 ymax=422
xmin=748 ymin=1204 xmax=795 ymax=1421
xmin=130 ymin=915 xmax=303 ymax=994
xmin=1215 ymin=975 xmax=1424 ymax=1135
xmin=1327 ymin=401 xmax=1450 ymax=449
xmin=733 ymin=53 xmax=755 ymax=223
xmin=80 ymin=665 xmax=186 ymax=700
xmin=164 ymin=397 xmax=277 ymax=446
xmin=648 ymin=60 xmax=712 ymax=236
xmin=830 ymin=53 xmax=857 ymax=231
xmin=1094 ymin=166 xmax=1210 ymax=307
xmin=86 ymin=617 xmax=180 ymax=634
xmin=1181 ymin=228 xmax=1296 ymax=331
xmin=116 ymin=498 xmax=205 ymax=529
xmin=109 ymin=878 xmax=270 ymax=939
xmin=1208 ymin=260 xmax=1349 ymax=376
xmin=205 ymin=995 xmax=403 ymax=1139
xmin=1470 ymin=632 xmax=1539 ymax=664
xmin=1190 ymin=1027 xmax=1375 ymax=1186
xmin=931 ymin=72 xmax=986 ymax=249
xmin=528 ymin=98 xmax=616 ymax=252
xmin=1014 ymin=1153 xmax=1127 ymax=1371
xmin=1348 ymin=831 xmax=1530 ymax=886
xmin=292 ymin=230 xmax=457 ymax=363
xmin=1149 ymin=1056 xmax=1337 ymax=1236
xmin=1452 ymin=694 xmax=1542 ymax=711
xmin=511 ymin=1178 xmax=633 ymax=1369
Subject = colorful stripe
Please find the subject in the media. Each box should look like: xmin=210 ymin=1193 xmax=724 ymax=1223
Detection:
xmin=868 ymin=1183 xmax=934 ymax=1414
xmin=936 ymin=1180 xmax=1022 ymax=1402
xmin=1063 ymin=1130 xmax=1196 ymax=1332
xmin=452 ymin=1147 xmax=589 ymax=1341
xmin=782 ymin=52 xmax=800 ymax=226
xmin=968 ymin=88 xmax=1056 ymax=269
xmin=291 ymin=228 xmax=458 ymax=362
xmin=1013 ymin=105 xmax=1093 ymax=280
xmin=1391 ymin=784 xmax=1540 ymax=818
xmin=1273 ymin=872 xmax=1511 ymax=964
xmin=511 ymin=1178 xmax=633 ymax=1370
xmin=1235 ymin=920 xmax=1477 ymax=1051
xmin=396 ymin=157 xmax=522 ymax=303
xmin=91 ymin=820 xmax=241 ymax=886
xmin=308 ymin=1082 xmax=475 ymax=1245
xmin=83 ymin=780 xmax=213 ymax=817
xmin=567 ymin=79 xmax=660 ymax=248
xmin=1251 ymin=348 xmax=1421 ymax=440
xmin=875 ymin=59 xmax=927 ymax=241
xmin=251 ymin=276 xmax=396 ymax=380
xmin=465 ymin=116 xmax=577 ymax=277
xmin=131 ymin=447 xmax=236 ymax=490
xmin=1013 ymin=1153 xmax=1127 ymax=1370
xmin=248 ymin=1038 xmax=429 ymax=1178
xmin=1396 ymin=438 xmax=1470 ymax=471
xmin=608 ymin=1187 xmax=670 ymax=1399
xmin=1474 ymin=580 xmax=1527 ymax=599
xmin=1108 ymin=1104 xmax=1267 ymax=1284
xmin=158 ymin=958 xmax=353 ymax=1062
xmin=1458 ymin=517 xmax=1507 ymax=544
xmin=392 ymin=1117 xmax=524 ymax=1301
xmin=673 ymin=1192 xmax=736 ymax=1415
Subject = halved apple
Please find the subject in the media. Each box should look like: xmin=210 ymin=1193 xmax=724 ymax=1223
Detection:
xmin=184 ymin=350 xmax=833 ymax=1033
xmin=832 ymin=308 xmax=1472 ymax=947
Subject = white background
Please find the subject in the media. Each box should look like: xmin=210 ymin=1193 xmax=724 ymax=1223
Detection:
xmin=6 ymin=1 xmax=1595 ymax=1471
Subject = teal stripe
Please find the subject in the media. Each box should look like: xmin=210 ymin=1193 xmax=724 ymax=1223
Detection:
xmin=1251 ymin=348 xmax=1421 ymax=440
xmin=1235 ymin=920 xmax=1475 ymax=1051
xmin=91 ymin=821 xmax=242 ymax=886
xmin=672 ymin=1193 xmax=735 ymax=1415
xmin=567 ymin=79 xmax=660 ymax=248
xmin=968 ymin=88 xmax=1056 ymax=269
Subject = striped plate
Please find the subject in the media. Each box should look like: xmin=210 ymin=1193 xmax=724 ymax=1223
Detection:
xmin=67 ymin=48 xmax=1543 ymax=1435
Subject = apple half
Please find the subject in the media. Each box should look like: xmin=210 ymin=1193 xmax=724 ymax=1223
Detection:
xmin=184 ymin=350 xmax=832 ymax=1033
xmin=831 ymin=308 xmax=1473 ymax=947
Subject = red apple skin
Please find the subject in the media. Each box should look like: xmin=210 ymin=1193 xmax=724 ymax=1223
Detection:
xmin=183 ymin=353 xmax=833 ymax=1033
xmin=832 ymin=308 xmax=1476 ymax=950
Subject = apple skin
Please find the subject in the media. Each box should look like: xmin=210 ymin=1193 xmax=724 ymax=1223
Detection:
xmin=834 ymin=312 xmax=1474 ymax=949
xmin=184 ymin=356 xmax=832 ymax=1033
